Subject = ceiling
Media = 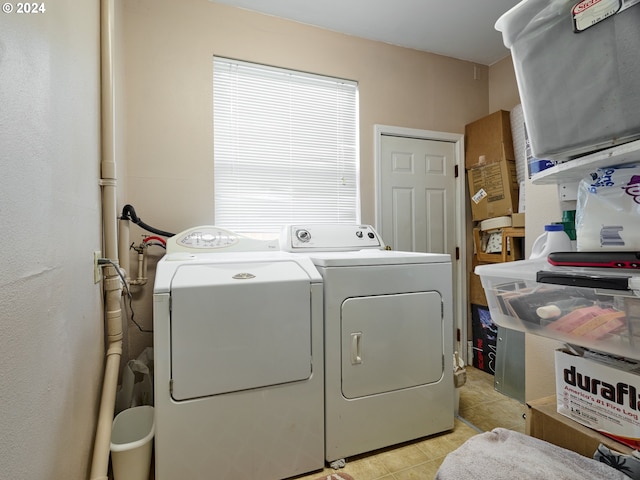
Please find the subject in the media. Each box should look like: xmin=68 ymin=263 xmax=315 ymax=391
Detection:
xmin=209 ymin=0 xmax=521 ymax=66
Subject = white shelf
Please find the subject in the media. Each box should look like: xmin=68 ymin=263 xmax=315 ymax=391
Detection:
xmin=531 ymin=139 xmax=640 ymax=185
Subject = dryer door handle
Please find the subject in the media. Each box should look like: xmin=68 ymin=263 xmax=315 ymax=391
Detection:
xmin=351 ymin=332 xmax=362 ymax=365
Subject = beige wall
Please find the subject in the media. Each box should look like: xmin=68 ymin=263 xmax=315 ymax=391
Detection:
xmin=119 ymin=0 xmax=494 ymax=355
xmin=488 ymin=55 xmax=520 ymax=112
xmin=0 ymin=1 xmax=104 ymax=478
xmin=121 ymin=0 xmax=491 ymax=233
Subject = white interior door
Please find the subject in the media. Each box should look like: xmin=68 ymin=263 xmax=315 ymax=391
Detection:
xmin=375 ymin=125 xmax=466 ymax=360
xmin=379 ymin=134 xmax=456 ymax=254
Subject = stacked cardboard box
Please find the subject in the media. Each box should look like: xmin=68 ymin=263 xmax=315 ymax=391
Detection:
xmin=555 ymin=348 xmax=640 ymax=450
xmin=466 ymin=110 xmax=519 ymax=222
xmin=468 ymin=160 xmax=519 ymax=221
xmin=527 ymin=395 xmax=633 ymax=458
xmin=466 ymin=110 xmax=515 ymax=169
xmin=466 ymin=111 xmax=522 ymax=374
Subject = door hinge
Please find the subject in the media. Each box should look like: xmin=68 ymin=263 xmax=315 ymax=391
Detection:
xmin=455 ymin=247 xmax=460 ymax=260
xmin=454 ymin=164 xmax=459 ymax=178
xmin=169 ymin=379 xmax=174 ymax=395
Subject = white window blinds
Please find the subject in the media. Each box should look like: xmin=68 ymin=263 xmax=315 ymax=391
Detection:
xmin=213 ymin=57 xmax=359 ymax=236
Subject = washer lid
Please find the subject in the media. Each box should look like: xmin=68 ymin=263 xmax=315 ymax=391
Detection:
xmin=154 ymin=251 xmax=322 ymax=293
xmin=171 ymin=259 xmax=313 ymax=288
xmin=169 ymin=260 xmax=313 ymax=400
xmin=310 ymin=249 xmax=450 ymax=267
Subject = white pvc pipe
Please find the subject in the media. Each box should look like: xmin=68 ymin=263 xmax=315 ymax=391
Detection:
xmin=133 ymin=251 xmax=148 ymax=285
xmin=90 ymin=343 xmax=122 ymax=480
xmin=90 ymin=0 xmax=124 ymax=478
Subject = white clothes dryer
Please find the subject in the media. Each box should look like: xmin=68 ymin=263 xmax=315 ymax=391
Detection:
xmin=153 ymin=226 xmax=324 ymax=480
xmin=281 ymin=224 xmax=454 ymax=466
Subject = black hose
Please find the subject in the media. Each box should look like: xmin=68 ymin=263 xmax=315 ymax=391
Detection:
xmin=120 ymin=204 xmax=175 ymax=237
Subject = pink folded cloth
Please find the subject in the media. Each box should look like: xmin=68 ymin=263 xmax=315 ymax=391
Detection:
xmin=546 ymin=305 xmax=623 ymax=336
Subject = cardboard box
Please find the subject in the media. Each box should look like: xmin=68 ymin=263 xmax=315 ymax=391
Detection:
xmin=465 ymin=110 xmax=515 ymax=169
xmin=469 ymin=269 xmax=488 ymax=307
xmin=467 ymin=159 xmax=519 ymax=221
xmin=555 ymin=348 xmax=640 ymax=450
xmin=527 ymin=395 xmax=633 ymax=458
xmin=511 ymin=212 xmax=525 ymax=228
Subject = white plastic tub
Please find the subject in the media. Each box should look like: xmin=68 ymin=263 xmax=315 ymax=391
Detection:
xmin=475 ymin=259 xmax=640 ymax=359
xmin=495 ymin=0 xmax=640 ymax=161
xmin=110 ymin=406 xmax=155 ymax=480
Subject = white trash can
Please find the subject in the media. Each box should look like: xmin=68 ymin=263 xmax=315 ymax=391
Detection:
xmin=110 ymin=405 xmax=155 ymax=480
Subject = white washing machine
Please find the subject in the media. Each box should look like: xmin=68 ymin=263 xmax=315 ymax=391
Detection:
xmin=281 ymin=224 xmax=454 ymax=466
xmin=153 ymin=226 xmax=324 ymax=480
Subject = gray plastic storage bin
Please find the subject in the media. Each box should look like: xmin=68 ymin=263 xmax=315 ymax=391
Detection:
xmin=496 ymin=0 xmax=640 ymax=161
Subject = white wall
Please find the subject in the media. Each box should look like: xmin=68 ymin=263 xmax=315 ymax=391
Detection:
xmin=488 ymin=56 xmax=563 ymax=401
xmin=523 ymin=162 xmax=564 ymax=403
xmin=0 ymin=1 xmax=104 ymax=478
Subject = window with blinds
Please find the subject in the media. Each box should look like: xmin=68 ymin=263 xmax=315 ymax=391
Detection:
xmin=213 ymin=57 xmax=359 ymax=237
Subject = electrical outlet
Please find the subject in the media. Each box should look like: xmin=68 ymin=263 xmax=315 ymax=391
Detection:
xmin=94 ymin=251 xmax=102 ymax=284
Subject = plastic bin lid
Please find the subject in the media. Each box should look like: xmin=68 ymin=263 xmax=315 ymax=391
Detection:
xmin=475 ymin=258 xmax=549 ymax=282
xmin=494 ymin=0 xmax=558 ymax=48
xmin=476 ymin=258 xmax=640 ymax=295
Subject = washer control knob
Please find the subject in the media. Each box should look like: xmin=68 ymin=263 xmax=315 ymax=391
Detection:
xmin=368 ymin=232 xmax=375 ymax=239
xmin=296 ymin=229 xmax=311 ymax=243
xmin=356 ymin=231 xmax=363 ymax=238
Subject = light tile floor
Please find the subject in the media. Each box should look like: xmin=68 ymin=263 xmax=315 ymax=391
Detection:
xmin=291 ymin=366 xmax=527 ymax=480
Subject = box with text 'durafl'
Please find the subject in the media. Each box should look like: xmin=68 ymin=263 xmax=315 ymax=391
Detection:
xmin=556 ymin=348 xmax=640 ymax=450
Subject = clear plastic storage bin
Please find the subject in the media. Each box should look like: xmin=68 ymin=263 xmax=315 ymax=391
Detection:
xmin=475 ymin=259 xmax=640 ymax=359
xmin=495 ymin=0 xmax=640 ymax=161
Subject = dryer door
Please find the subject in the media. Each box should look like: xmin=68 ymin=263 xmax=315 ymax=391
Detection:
xmin=170 ymin=261 xmax=312 ymax=400
xmin=341 ymin=291 xmax=444 ymax=399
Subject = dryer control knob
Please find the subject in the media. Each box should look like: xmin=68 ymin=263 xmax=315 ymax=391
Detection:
xmin=296 ymin=229 xmax=311 ymax=242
